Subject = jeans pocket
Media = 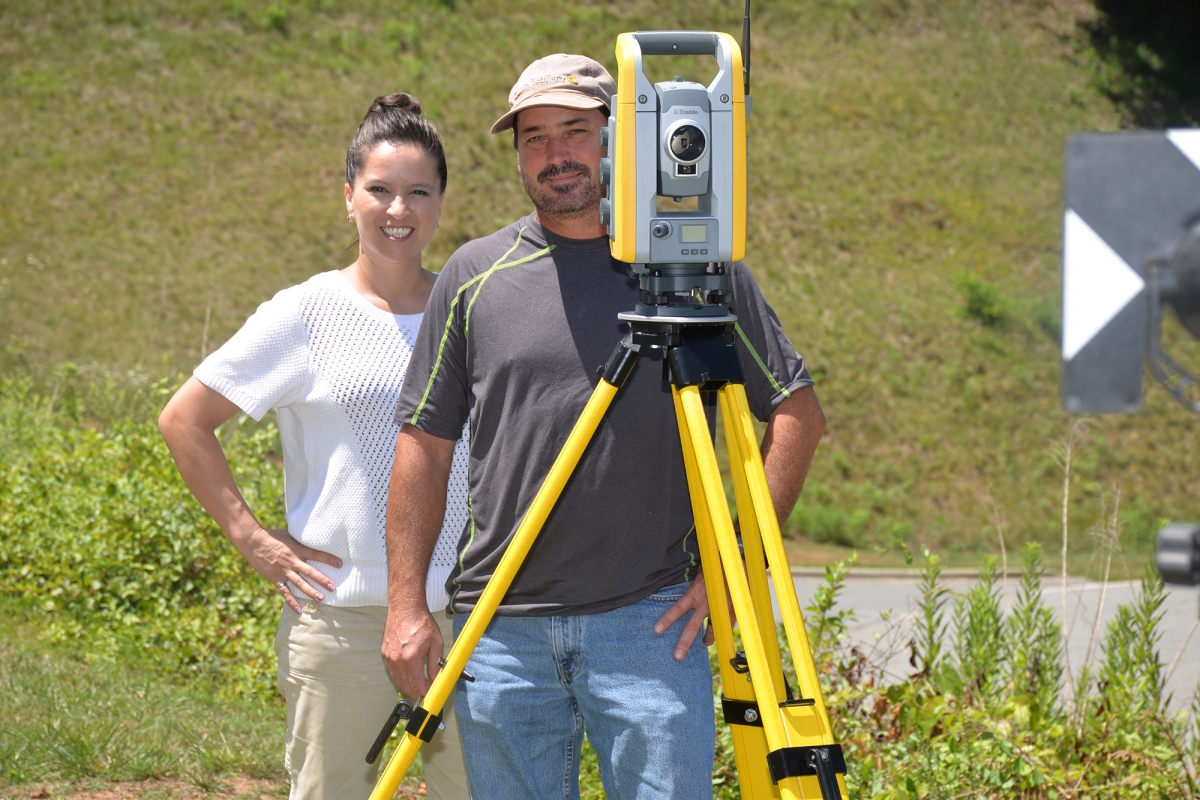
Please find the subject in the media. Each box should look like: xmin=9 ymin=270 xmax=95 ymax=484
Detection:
xmin=646 ymin=581 xmax=691 ymax=604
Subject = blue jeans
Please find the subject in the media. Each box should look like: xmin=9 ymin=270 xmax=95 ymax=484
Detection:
xmin=452 ymin=582 xmax=715 ymax=800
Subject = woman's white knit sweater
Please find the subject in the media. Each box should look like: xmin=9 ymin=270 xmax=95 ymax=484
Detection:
xmin=194 ymin=270 xmax=470 ymax=611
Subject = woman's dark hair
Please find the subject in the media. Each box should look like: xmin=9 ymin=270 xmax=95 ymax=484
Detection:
xmin=345 ymin=92 xmax=448 ymax=192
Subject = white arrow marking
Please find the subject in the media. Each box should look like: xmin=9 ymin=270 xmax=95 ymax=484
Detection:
xmin=1168 ymin=129 xmax=1200 ymax=173
xmin=1062 ymin=208 xmax=1145 ymax=361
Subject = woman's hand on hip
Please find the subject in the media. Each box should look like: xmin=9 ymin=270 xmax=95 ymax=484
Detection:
xmin=232 ymin=525 xmax=343 ymax=614
xmin=158 ymin=378 xmax=342 ymax=615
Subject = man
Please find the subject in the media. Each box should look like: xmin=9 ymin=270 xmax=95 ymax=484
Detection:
xmin=384 ymin=53 xmax=825 ymax=799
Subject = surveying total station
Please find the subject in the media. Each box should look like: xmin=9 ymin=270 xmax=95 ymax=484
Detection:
xmin=368 ymin=8 xmax=850 ymax=799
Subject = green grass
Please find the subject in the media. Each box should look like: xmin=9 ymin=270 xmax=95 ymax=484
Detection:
xmin=0 ymin=597 xmax=286 ymax=795
xmin=2 ymin=0 xmax=1196 ymax=560
xmin=0 ymin=594 xmax=437 ymax=798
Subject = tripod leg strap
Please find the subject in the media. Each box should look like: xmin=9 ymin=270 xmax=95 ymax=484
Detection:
xmin=721 ymin=696 xmax=763 ymax=727
xmin=404 ymin=706 xmax=443 ymax=743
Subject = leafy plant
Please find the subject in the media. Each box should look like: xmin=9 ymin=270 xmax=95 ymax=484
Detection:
xmin=1004 ymin=543 xmax=1062 ymax=729
xmin=956 ymin=270 xmax=1009 ymax=327
xmin=260 ymin=2 xmax=288 ymax=34
xmin=950 ymin=555 xmax=1004 ymax=702
xmin=795 ymin=545 xmax=1200 ymax=799
xmin=910 ymin=547 xmax=951 ymax=681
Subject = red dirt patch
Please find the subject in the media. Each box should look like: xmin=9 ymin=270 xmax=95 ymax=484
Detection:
xmin=5 ymin=777 xmax=426 ymax=799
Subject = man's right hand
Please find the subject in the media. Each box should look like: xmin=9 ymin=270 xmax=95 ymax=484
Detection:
xmin=383 ymin=603 xmax=444 ymax=697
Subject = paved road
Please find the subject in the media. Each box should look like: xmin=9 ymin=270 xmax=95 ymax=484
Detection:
xmin=772 ymin=569 xmax=1200 ymax=708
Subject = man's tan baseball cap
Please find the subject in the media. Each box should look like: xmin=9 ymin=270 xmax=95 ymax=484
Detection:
xmin=489 ymin=53 xmax=616 ymax=135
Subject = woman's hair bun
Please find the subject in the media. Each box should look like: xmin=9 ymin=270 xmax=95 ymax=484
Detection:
xmin=346 ymin=90 xmax=446 ymax=191
xmin=366 ymin=92 xmax=423 ymax=120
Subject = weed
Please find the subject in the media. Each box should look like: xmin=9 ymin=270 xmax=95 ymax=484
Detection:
xmin=1004 ymin=543 xmax=1062 ymax=729
xmin=261 ymin=3 xmax=289 ymax=34
xmin=806 ymin=546 xmax=1196 ymax=798
xmin=910 ymin=547 xmax=950 ymax=679
xmin=951 ymin=555 xmax=1003 ymax=701
xmin=956 ymin=270 xmax=1009 ymax=326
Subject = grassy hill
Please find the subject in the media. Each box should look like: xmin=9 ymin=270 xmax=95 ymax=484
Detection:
xmin=1 ymin=0 xmax=1198 ymax=567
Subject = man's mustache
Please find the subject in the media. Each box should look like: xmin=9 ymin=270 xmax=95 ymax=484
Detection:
xmin=538 ymin=160 xmax=592 ymax=183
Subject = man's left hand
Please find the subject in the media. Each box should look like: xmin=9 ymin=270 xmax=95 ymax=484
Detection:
xmin=654 ymin=572 xmax=716 ymax=660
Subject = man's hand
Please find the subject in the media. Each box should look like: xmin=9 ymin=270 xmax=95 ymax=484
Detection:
xmin=654 ymin=573 xmax=717 ymax=660
xmin=382 ymin=603 xmax=444 ymax=697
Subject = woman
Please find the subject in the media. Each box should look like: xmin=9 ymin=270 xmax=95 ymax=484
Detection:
xmin=159 ymin=93 xmax=471 ymax=800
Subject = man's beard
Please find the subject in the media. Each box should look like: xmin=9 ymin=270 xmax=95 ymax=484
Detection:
xmin=522 ymin=159 xmax=601 ymax=220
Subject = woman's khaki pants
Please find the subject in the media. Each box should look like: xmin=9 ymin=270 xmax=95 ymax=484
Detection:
xmin=275 ymin=604 xmax=469 ymax=800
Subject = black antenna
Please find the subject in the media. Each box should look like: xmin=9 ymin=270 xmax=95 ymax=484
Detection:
xmin=741 ymin=0 xmax=751 ymax=97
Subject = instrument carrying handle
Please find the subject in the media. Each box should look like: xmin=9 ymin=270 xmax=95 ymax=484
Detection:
xmin=632 ymin=31 xmax=719 ymax=57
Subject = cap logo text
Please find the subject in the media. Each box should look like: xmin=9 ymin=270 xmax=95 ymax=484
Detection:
xmin=516 ymin=74 xmax=581 ymax=94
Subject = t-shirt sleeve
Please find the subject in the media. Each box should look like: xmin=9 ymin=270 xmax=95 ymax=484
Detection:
xmin=192 ymin=291 xmax=311 ymax=421
xmin=394 ymin=259 xmax=471 ymax=440
xmin=728 ymin=261 xmax=814 ymax=421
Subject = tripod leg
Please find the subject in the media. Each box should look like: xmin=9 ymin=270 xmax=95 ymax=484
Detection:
xmin=720 ymin=384 xmax=848 ymax=799
xmin=721 ymin=386 xmax=831 ymax=719
xmin=673 ymin=386 xmax=806 ymax=800
xmin=370 ymin=377 xmax=624 ymax=800
xmin=670 ymin=389 xmax=778 ymax=799
xmin=719 ymin=392 xmax=789 ymax=703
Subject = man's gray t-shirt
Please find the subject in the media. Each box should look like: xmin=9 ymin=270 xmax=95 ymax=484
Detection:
xmin=395 ymin=214 xmax=812 ymax=616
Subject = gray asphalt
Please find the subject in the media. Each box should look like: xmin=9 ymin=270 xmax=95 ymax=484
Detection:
xmin=770 ymin=569 xmax=1200 ymax=708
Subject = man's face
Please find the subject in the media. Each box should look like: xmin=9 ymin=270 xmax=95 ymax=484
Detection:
xmin=514 ymin=105 xmax=606 ymax=220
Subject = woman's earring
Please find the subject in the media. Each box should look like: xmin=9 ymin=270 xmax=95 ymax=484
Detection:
xmin=436 ymin=221 xmax=440 ymax=228
xmin=347 ymin=213 xmax=353 ymax=221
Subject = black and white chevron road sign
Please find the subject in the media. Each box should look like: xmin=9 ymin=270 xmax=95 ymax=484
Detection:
xmin=1062 ymin=130 xmax=1200 ymax=414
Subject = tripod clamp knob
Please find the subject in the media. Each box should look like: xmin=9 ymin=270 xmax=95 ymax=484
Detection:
xmin=365 ymin=699 xmax=414 ymax=764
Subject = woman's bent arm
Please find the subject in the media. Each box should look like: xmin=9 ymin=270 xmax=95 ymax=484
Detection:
xmin=159 ymin=376 xmax=342 ymax=613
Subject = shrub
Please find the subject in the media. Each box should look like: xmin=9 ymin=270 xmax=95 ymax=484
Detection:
xmin=800 ymin=551 xmax=1197 ymax=799
xmin=0 ymin=372 xmax=285 ymax=697
xmin=956 ymin=271 xmax=1009 ymax=326
xmin=785 ymin=482 xmax=870 ymax=546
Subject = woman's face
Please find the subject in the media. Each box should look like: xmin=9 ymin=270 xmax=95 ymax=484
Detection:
xmin=345 ymin=141 xmax=443 ymax=270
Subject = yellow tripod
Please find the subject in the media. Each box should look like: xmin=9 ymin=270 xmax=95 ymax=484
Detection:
xmin=368 ymin=321 xmax=848 ymax=799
